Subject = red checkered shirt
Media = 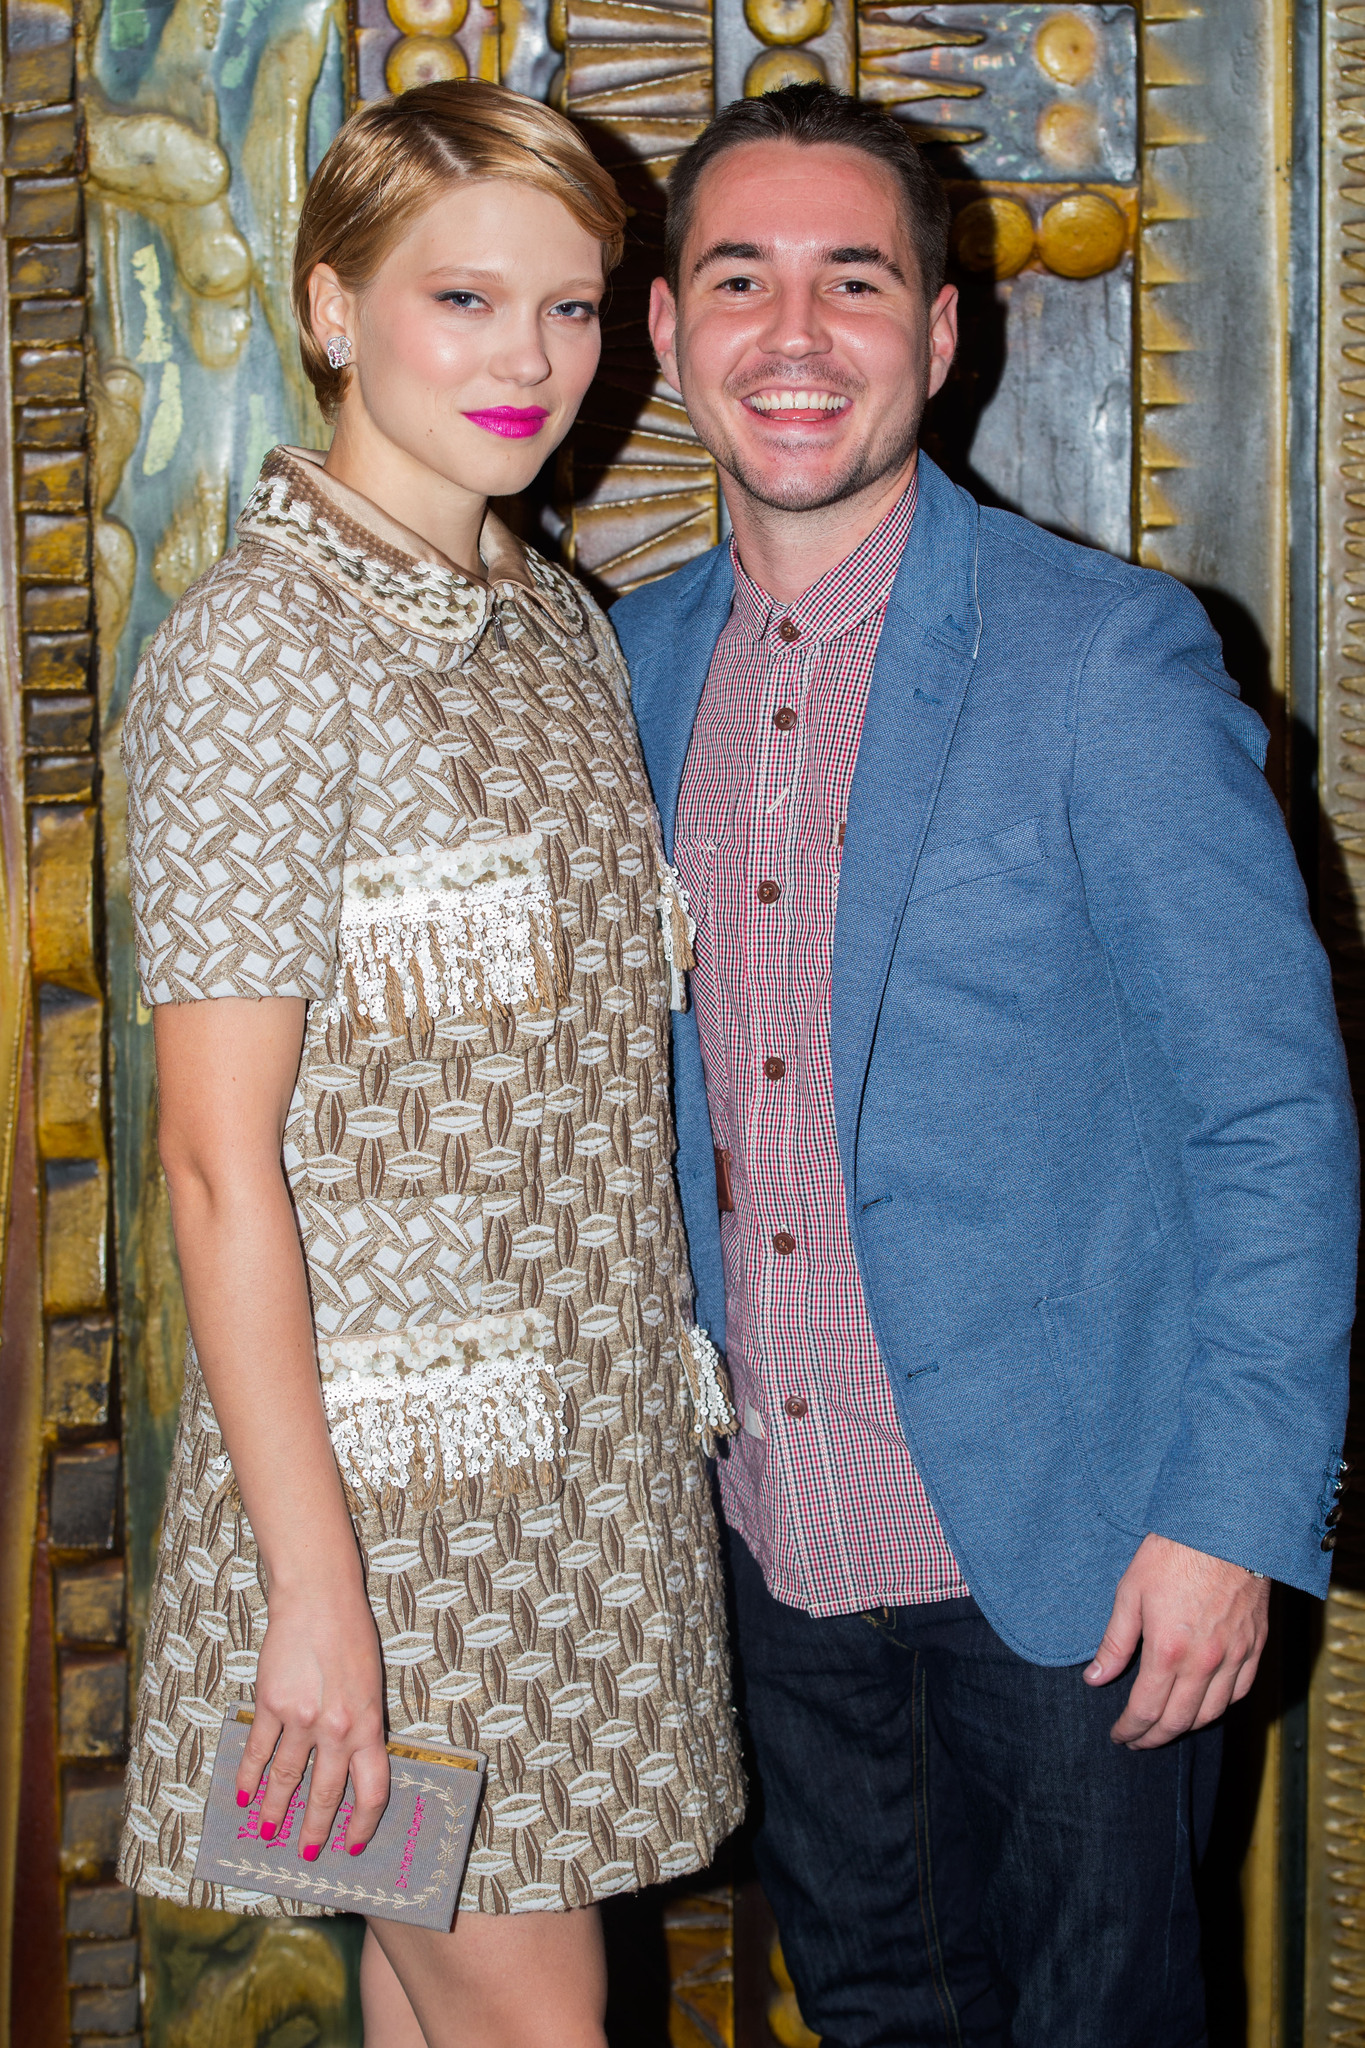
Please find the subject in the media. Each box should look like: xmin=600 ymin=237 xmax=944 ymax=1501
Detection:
xmin=674 ymin=473 xmax=969 ymax=1615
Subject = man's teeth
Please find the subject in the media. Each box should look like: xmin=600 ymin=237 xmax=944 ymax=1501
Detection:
xmin=747 ymin=391 xmax=848 ymax=413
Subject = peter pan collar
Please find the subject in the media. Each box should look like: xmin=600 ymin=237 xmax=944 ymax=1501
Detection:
xmin=236 ymin=444 xmax=585 ymax=647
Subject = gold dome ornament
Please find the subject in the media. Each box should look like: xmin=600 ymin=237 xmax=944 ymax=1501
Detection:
xmin=1037 ymin=192 xmax=1127 ymax=278
xmin=744 ymin=0 xmax=833 ymax=46
xmin=746 ymin=45 xmax=828 ymax=92
xmin=951 ymin=197 xmax=1035 ymax=279
xmin=386 ymin=0 xmax=468 ymax=34
xmin=1034 ymin=11 xmax=1097 ymax=87
xmin=1036 ymin=99 xmax=1101 ymax=171
xmin=384 ymin=32 xmax=468 ymax=92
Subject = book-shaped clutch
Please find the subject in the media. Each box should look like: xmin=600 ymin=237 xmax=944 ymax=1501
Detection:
xmin=193 ymin=1710 xmax=486 ymax=1929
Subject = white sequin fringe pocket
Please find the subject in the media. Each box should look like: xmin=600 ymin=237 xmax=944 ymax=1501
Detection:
xmin=657 ymin=860 xmax=696 ymax=1012
xmin=323 ymin=835 xmax=563 ymax=1037
xmin=680 ymin=1324 xmax=737 ymax=1457
xmin=319 ymin=1311 xmax=562 ymax=1506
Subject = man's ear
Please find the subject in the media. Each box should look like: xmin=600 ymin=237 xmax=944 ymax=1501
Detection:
xmin=648 ymin=274 xmax=682 ymax=397
xmin=926 ymin=281 xmax=959 ymax=402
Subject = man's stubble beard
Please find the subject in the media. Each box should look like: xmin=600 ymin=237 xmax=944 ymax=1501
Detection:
xmin=675 ymin=346 xmax=928 ymax=517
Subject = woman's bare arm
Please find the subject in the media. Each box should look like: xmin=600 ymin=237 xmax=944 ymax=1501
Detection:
xmin=154 ymin=997 xmax=389 ymax=1854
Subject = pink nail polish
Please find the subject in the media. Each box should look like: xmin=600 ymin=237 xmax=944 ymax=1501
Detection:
xmin=302 ymin=1844 xmax=320 ymax=1863
xmin=349 ymin=1841 xmax=365 ymax=1856
xmin=259 ymin=1820 xmax=277 ymax=1841
xmin=236 ymin=1791 xmax=250 ymax=1809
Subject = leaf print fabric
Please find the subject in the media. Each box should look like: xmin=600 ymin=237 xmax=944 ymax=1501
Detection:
xmin=117 ymin=447 xmax=743 ymax=1916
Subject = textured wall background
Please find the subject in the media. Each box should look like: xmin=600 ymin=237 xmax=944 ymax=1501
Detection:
xmin=0 ymin=1 xmax=1302 ymax=2041
xmin=84 ymin=0 xmax=358 ymax=2034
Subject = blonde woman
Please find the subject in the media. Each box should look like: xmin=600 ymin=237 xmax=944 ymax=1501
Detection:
xmin=116 ymin=82 xmax=743 ymax=2048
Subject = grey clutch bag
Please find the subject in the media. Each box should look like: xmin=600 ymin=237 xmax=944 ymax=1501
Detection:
xmin=193 ymin=1710 xmax=486 ymax=1929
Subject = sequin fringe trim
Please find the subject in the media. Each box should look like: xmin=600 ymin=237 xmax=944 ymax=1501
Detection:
xmin=680 ymin=1324 xmax=737 ymax=1456
xmin=320 ymin=840 xmax=562 ymax=1035
xmin=319 ymin=1315 xmax=561 ymax=1501
xmin=658 ymin=862 xmax=696 ymax=1013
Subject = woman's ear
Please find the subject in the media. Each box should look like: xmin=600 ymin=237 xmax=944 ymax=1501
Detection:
xmin=308 ymin=263 xmax=353 ymax=349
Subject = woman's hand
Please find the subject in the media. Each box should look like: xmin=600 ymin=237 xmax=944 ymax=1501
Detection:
xmin=238 ymin=1580 xmax=391 ymax=1857
xmin=153 ymin=996 xmax=393 ymax=1858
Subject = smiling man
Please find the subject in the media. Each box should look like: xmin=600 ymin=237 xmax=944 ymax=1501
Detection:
xmin=610 ymin=84 xmax=1359 ymax=2048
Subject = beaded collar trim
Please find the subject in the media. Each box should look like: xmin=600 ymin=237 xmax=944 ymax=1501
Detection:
xmin=236 ymin=445 xmax=585 ymax=644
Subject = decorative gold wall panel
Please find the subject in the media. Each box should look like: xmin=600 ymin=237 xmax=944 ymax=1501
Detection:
xmin=1 ymin=0 xmax=127 ymax=2031
xmin=1309 ymin=10 xmax=1365 ymax=2045
xmin=562 ymin=0 xmax=719 ymax=591
xmin=1134 ymin=0 xmax=1293 ymax=785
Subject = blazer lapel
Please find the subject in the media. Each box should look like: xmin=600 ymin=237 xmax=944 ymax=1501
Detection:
xmin=830 ymin=456 xmax=982 ymax=1192
xmin=632 ymin=545 xmax=736 ymax=860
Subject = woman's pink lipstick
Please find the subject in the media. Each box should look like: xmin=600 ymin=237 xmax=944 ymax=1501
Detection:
xmin=464 ymin=406 xmax=549 ymax=440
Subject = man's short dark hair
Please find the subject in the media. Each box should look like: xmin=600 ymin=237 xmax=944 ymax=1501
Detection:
xmin=663 ymin=83 xmax=951 ymax=303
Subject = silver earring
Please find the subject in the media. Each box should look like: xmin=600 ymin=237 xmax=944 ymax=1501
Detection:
xmin=325 ymin=334 xmax=353 ymax=370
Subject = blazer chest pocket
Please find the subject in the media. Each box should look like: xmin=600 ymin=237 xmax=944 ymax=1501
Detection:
xmin=908 ymin=817 xmax=1046 ymax=903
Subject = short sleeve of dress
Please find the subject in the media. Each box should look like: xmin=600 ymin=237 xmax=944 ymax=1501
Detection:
xmin=122 ymin=555 xmax=353 ymax=1007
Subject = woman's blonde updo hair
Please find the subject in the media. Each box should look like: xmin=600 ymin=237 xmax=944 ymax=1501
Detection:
xmin=292 ymin=80 xmax=628 ymax=420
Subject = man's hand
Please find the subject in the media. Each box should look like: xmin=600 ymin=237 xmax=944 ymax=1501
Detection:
xmin=1084 ymin=1533 xmax=1270 ymax=1749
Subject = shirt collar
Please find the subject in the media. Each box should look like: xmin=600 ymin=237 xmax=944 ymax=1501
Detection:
xmin=728 ymin=468 xmax=919 ymax=649
xmin=236 ymin=444 xmax=584 ymax=650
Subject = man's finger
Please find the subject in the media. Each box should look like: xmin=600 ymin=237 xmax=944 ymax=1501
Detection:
xmin=343 ymin=1744 xmax=392 ymax=1855
xmin=1122 ymin=1668 xmax=1217 ymax=1749
xmin=1085 ymin=1582 xmax=1142 ymax=1687
xmin=1230 ymin=1650 xmax=1263 ymax=1707
xmin=1107 ymin=1637 xmax=1178 ymax=1743
xmin=1189 ymin=1665 xmax=1241 ymax=1732
xmin=235 ymin=1711 xmax=283 ymax=1809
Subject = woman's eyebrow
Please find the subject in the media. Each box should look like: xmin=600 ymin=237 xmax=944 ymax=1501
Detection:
xmin=424 ymin=264 xmax=507 ymax=282
xmin=422 ymin=266 xmax=603 ymax=289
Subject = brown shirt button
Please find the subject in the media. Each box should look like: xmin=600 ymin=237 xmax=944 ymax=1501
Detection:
xmin=773 ymin=706 xmax=797 ymax=731
xmin=757 ymin=879 xmax=781 ymax=904
xmin=778 ymin=618 xmax=799 ymax=642
xmin=764 ymin=1055 xmax=786 ymax=1080
xmin=784 ymin=1394 xmax=808 ymax=1419
xmin=772 ymin=1229 xmax=795 ymax=1255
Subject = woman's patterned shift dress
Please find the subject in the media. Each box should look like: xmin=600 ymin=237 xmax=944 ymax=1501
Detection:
xmin=115 ymin=445 xmax=744 ymax=1916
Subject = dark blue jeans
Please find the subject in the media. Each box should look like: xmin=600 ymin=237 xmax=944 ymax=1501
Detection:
xmin=727 ymin=1531 xmax=1220 ymax=2048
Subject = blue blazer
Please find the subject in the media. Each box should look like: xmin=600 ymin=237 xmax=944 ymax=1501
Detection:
xmin=613 ymin=454 xmax=1359 ymax=1665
